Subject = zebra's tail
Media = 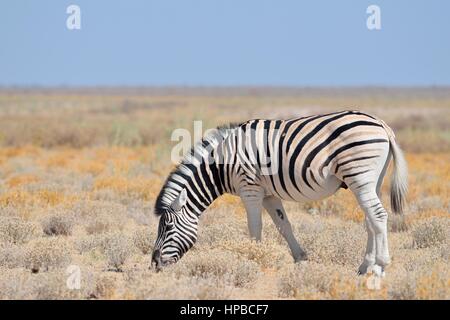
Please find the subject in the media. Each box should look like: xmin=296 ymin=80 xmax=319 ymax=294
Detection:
xmin=379 ymin=120 xmax=408 ymax=215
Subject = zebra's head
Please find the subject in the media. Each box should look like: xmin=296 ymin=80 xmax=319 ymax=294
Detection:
xmin=152 ymin=189 xmax=199 ymax=270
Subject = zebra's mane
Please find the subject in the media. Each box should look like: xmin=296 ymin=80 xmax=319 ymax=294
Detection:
xmin=154 ymin=122 xmax=242 ymax=216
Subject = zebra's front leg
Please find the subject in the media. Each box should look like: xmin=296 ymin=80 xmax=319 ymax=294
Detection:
xmin=240 ymin=187 xmax=264 ymax=241
xmin=263 ymin=196 xmax=307 ymax=263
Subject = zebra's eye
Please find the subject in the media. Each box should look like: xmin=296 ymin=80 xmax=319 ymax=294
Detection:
xmin=166 ymin=221 xmax=174 ymax=230
xmin=165 ymin=217 xmax=174 ymax=228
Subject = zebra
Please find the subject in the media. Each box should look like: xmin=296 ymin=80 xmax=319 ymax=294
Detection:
xmin=151 ymin=110 xmax=408 ymax=276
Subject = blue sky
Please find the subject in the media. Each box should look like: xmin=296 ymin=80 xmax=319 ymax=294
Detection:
xmin=1 ymin=0 xmax=449 ymax=86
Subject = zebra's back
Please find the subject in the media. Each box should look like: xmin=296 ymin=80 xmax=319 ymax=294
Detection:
xmin=223 ymin=110 xmax=391 ymax=202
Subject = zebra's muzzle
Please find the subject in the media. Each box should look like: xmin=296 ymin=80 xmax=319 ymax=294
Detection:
xmin=151 ymin=249 xmax=178 ymax=271
xmin=151 ymin=249 xmax=163 ymax=271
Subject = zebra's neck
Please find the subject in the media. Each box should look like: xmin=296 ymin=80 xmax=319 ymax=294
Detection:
xmin=175 ymin=163 xmax=226 ymax=216
xmin=155 ymin=125 xmax=238 ymax=216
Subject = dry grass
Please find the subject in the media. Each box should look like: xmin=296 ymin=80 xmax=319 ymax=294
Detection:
xmin=132 ymin=226 xmax=154 ymax=255
xmin=101 ymin=233 xmax=133 ymax=271
xmin=0 ymin=215 xmax=39 ymax=245
xmin=412 ymin=218 xmax=448 ymax=249
xmin=0 ymin=89 xmax=448 ymax=299
xmin=41 ymin=209 xmax=75 ymax=236
xmin=170 ymin=249 xmax=261 ymax=288
xmin=23 ymin=237 xmax=72 ymax=273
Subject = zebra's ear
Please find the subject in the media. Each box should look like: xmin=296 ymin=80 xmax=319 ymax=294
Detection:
xmin=171 ymin=189 xmax=187 ymax=212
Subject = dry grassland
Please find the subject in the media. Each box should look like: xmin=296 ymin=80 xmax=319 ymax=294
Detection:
xmin=0 ymin=88 xmax=448 ymax=299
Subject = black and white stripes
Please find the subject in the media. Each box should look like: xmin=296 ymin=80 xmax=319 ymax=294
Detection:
xmin=152 ymin=110 xmax=408 ymax=276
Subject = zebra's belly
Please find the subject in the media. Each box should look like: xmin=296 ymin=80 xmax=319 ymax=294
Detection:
xmin=261 ymin=174 xmax=342 ymax=202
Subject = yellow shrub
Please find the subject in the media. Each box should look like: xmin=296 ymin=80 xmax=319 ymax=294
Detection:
xmin=0 ymin=145 xmax=41 ymax=159
xmin=0 ymin=190 xmax=77 ymax=208
xmin=7 ymin=174 xmax=40 ymax=188
xmin=0 ymin=190 xmax=30 ymax=207
xmin=72 ymin=159 xmax=106 ymax=175
xmin=39 ymin=150 xmax=76 ymax=168
xmin=35 ymin=190 xmax=77 ymax=206
xmin=94 ymin=175 xmax=161 ymax=200
xmin=416 ymin=264 xmax=449 ymax=300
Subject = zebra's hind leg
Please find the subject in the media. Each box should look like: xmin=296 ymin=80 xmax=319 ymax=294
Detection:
xmin=240 ymin=186 xmax=265 ymax=241
xmin=352 ymin=187 xmax=390 ymax=277
xmin=358 ymin=218 xmax=376 ymax=275
xmin=263 ymin=196 xmax=307 ymax=262
xmin=360 ymin=151 xmax=391 ymax=276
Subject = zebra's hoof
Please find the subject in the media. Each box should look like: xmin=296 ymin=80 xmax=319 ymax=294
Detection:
xmin=372 ymin=264 xmax=386 ymax=278
xmin=294 ymin=252 xmax=308 ymax=263
xmin=357 ymin=262 xmax=375 ymax=275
